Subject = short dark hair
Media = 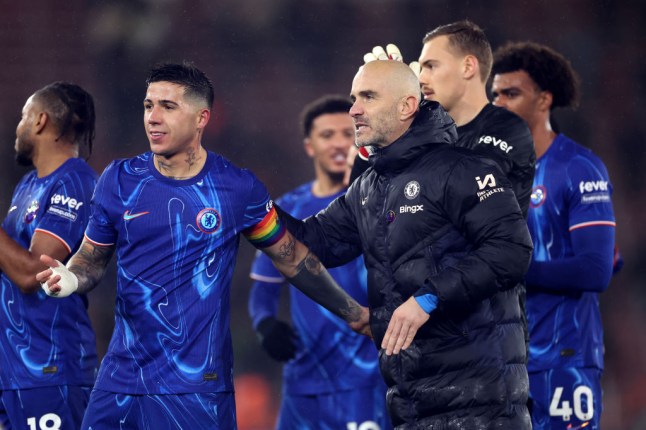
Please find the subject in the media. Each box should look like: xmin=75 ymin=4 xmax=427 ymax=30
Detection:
xmin=146 ymin=61 xmax=214 ymax=109
xmin=300 ymin=95 xmax=352 ymax=137
xmin=34 ymin=82 xmax=96 ymax=157
xmin=492 ymin=42 xmax=580 ymax=110
xmin=423 ymin=20 xmax=493 ymax=83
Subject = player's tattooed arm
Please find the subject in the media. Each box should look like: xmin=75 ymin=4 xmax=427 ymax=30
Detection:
xmin=67 ymin=240 xmax=115 ymax=294
xmin=264 ymin=233 xmax=371 ymax=336
xmin=36 ymin=238 xmax=115 ymax=297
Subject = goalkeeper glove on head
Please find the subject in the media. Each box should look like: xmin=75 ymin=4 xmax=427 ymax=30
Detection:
xmin=362 ymin=43 xmax=421 ymax=78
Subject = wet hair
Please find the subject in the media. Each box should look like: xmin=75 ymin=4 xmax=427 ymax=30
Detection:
xmin=146 ymin=61 xmax=214 ymax=109
xmin=492 ymin=41 xmax=580 ymax=110
xmin=423 ymin=20 xmax=493 ymax=83
xmin=300 ymin=95 xmax=352 ymax=137
xmin=33 ymin=82 xmax=96 ymax=156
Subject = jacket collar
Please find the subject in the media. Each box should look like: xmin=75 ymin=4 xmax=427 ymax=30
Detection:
xmin=370 ymin=101 xmax=457 ymax=175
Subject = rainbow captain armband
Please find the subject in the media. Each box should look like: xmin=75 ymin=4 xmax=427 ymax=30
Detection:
xmin=244 ymin=206 xmax=287 ymax=248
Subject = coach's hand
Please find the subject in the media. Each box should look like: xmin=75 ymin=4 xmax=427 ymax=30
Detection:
xmin=256 ymin=316 xmax=298 ymax=362
xmin=382 ymin=296 xmax=429 ymax=355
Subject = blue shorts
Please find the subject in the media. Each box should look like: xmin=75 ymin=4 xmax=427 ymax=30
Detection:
xmin=529 ymin=367 xmax=602 ymax=430
xmin=276 ymin=386 xmax=392 ymax=430
xmin=81 ymin=389 xmax=236 ymax=430
xmin=0 ymin=385 xmax=91 ymax=430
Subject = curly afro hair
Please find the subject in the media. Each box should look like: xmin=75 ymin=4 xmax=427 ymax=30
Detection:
xmin=492 ymin=42 xmax=580 ymax=110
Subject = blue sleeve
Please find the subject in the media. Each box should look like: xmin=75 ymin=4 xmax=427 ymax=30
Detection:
xmin=35 ymin=171 xmax=96 ymax=253
xmin=240 ymin=170 xmax=272 ymax=231
xmin=527 ymin=151 xmax=616 ymax=293
xmin=248 ymin=247 xmax=285 ymax=329
xmin=526 ymin=225 xmax=614 ymax=292
xmin=248 ymin=250 xmax=284 ymax=328
xmin=84 ymin=162 xmax=118 ymax=246
xmin=248 ymin=281 xmax=282 ymax=329
xmin=414 ymin=293 xmax=438 ymax=314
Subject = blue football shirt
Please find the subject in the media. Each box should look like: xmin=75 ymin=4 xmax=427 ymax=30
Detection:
xmin=249 ymin=182 xmax=382 ymax=395
xmin=526 ymin=134 xmax=615 ymax=372
xmin=0 ymin=158 xmax=98 ymax=389
xmin=85 ymin=151 xmax=271 ymax=394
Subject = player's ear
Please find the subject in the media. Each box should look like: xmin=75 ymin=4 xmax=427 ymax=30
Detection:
xmin=197 ymin=108 xmax=210 ymax=128
xmin=463 ymin=55 xmax=478 ymax=80
xmin=35 ymin=112 xmax=48 ymax=134
xmin=538 ymin=91 xmax=553 ymax=112
xmin=304 ymin=137 xmax=315 ymax=158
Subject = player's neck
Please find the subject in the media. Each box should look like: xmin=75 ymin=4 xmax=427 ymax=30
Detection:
xmin=154 ymin=146 xmax=207 ymax=180
xmin=449 ymin=87 xmax=489 ymax=127
xmin=33 ymin=141 xmax=78 ymax=178
xmin=532 ymin=121 xmax=557 ymax=159
xmin=312 ymin=173 xmax=345 ymax=197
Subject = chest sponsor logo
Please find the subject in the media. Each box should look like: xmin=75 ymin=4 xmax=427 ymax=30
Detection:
xmin=579 ymin=180 xmax=610 ymax=204
xmin=24 ymin=200 xmax=39 ymax=224
xmin=50 ymin=193 xmax=84 ymax=210
xmin=475 ymin=174 xmax=504 ymax=202
xmin=404 ymin=181 xmax=420 ymax=200
xmin=196 ymin=208 xmax=221 ymax=234
xmin=399 ymin=204 xmax=424 ymax=214
xmin=530 ymin=185 xmax=547 ymax=208
xmin=579 ymin=180 xmax=608 ymax=194
xmin=478 ymin=135 xmax=513 ymax=153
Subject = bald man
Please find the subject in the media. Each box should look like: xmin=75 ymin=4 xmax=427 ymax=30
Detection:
xmin=278 ymin=60 xmax=533 ymax=428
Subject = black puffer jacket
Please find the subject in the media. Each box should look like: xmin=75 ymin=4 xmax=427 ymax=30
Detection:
xmin=282 ymin=102 xmax=533 ymax=429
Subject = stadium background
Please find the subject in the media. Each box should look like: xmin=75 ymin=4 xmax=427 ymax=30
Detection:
xmin=0 ymin=1 xmax=644 ymax=428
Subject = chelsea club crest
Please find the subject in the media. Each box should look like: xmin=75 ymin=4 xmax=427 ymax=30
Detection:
xmin=196 ymin=208 xmax=221 ymax=233
xmin=404 ymin=181 xmax=420 ymax=200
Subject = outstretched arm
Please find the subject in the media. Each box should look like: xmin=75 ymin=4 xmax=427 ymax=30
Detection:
xmin=36 ymin=238 xmax=115 ymax=296
xmin=0 ymin=227 xmax=71 ymax=293
xmin=260 ymin=231 xmax=370 ymax=337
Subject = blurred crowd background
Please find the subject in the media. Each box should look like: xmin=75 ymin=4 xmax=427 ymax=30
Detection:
xmin=1 ymin=1 xmax=644 ymax=428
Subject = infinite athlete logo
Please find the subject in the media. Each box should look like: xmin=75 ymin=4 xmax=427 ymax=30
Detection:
xmin=196 ymin=208 xmax=221 ymax=233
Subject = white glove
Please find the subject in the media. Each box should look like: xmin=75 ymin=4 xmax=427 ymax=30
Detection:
xmin=41 ymin=261 xmax=78 ymax=298
xmin=363 ymin=43 xmax=421 ymax=78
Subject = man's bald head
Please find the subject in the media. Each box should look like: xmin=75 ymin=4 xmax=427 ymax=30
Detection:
xmin=356 ymin=61 xmax=421 ymax=104
xmin=350 ymin=61 xmax=421 ymax=148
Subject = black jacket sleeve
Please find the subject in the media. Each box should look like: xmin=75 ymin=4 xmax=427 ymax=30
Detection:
xmin=275 ymin=187 xmax=363 ymax=268
xmin=419 ymin=156 xmax=533 ymax=308
xmin=471 ymin=109 xmax=535 ymax=219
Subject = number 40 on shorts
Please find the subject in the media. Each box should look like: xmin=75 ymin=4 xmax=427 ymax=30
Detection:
xmin=549 ymin=386 xmax=594 ymax=421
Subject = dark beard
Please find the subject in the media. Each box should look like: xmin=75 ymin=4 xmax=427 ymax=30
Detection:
xmin=15 ymin=150 xmax=33 ymax=167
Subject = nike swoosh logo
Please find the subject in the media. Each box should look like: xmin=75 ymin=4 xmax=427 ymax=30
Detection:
xmin=123 ymin=210 xmax=150 ymax=220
